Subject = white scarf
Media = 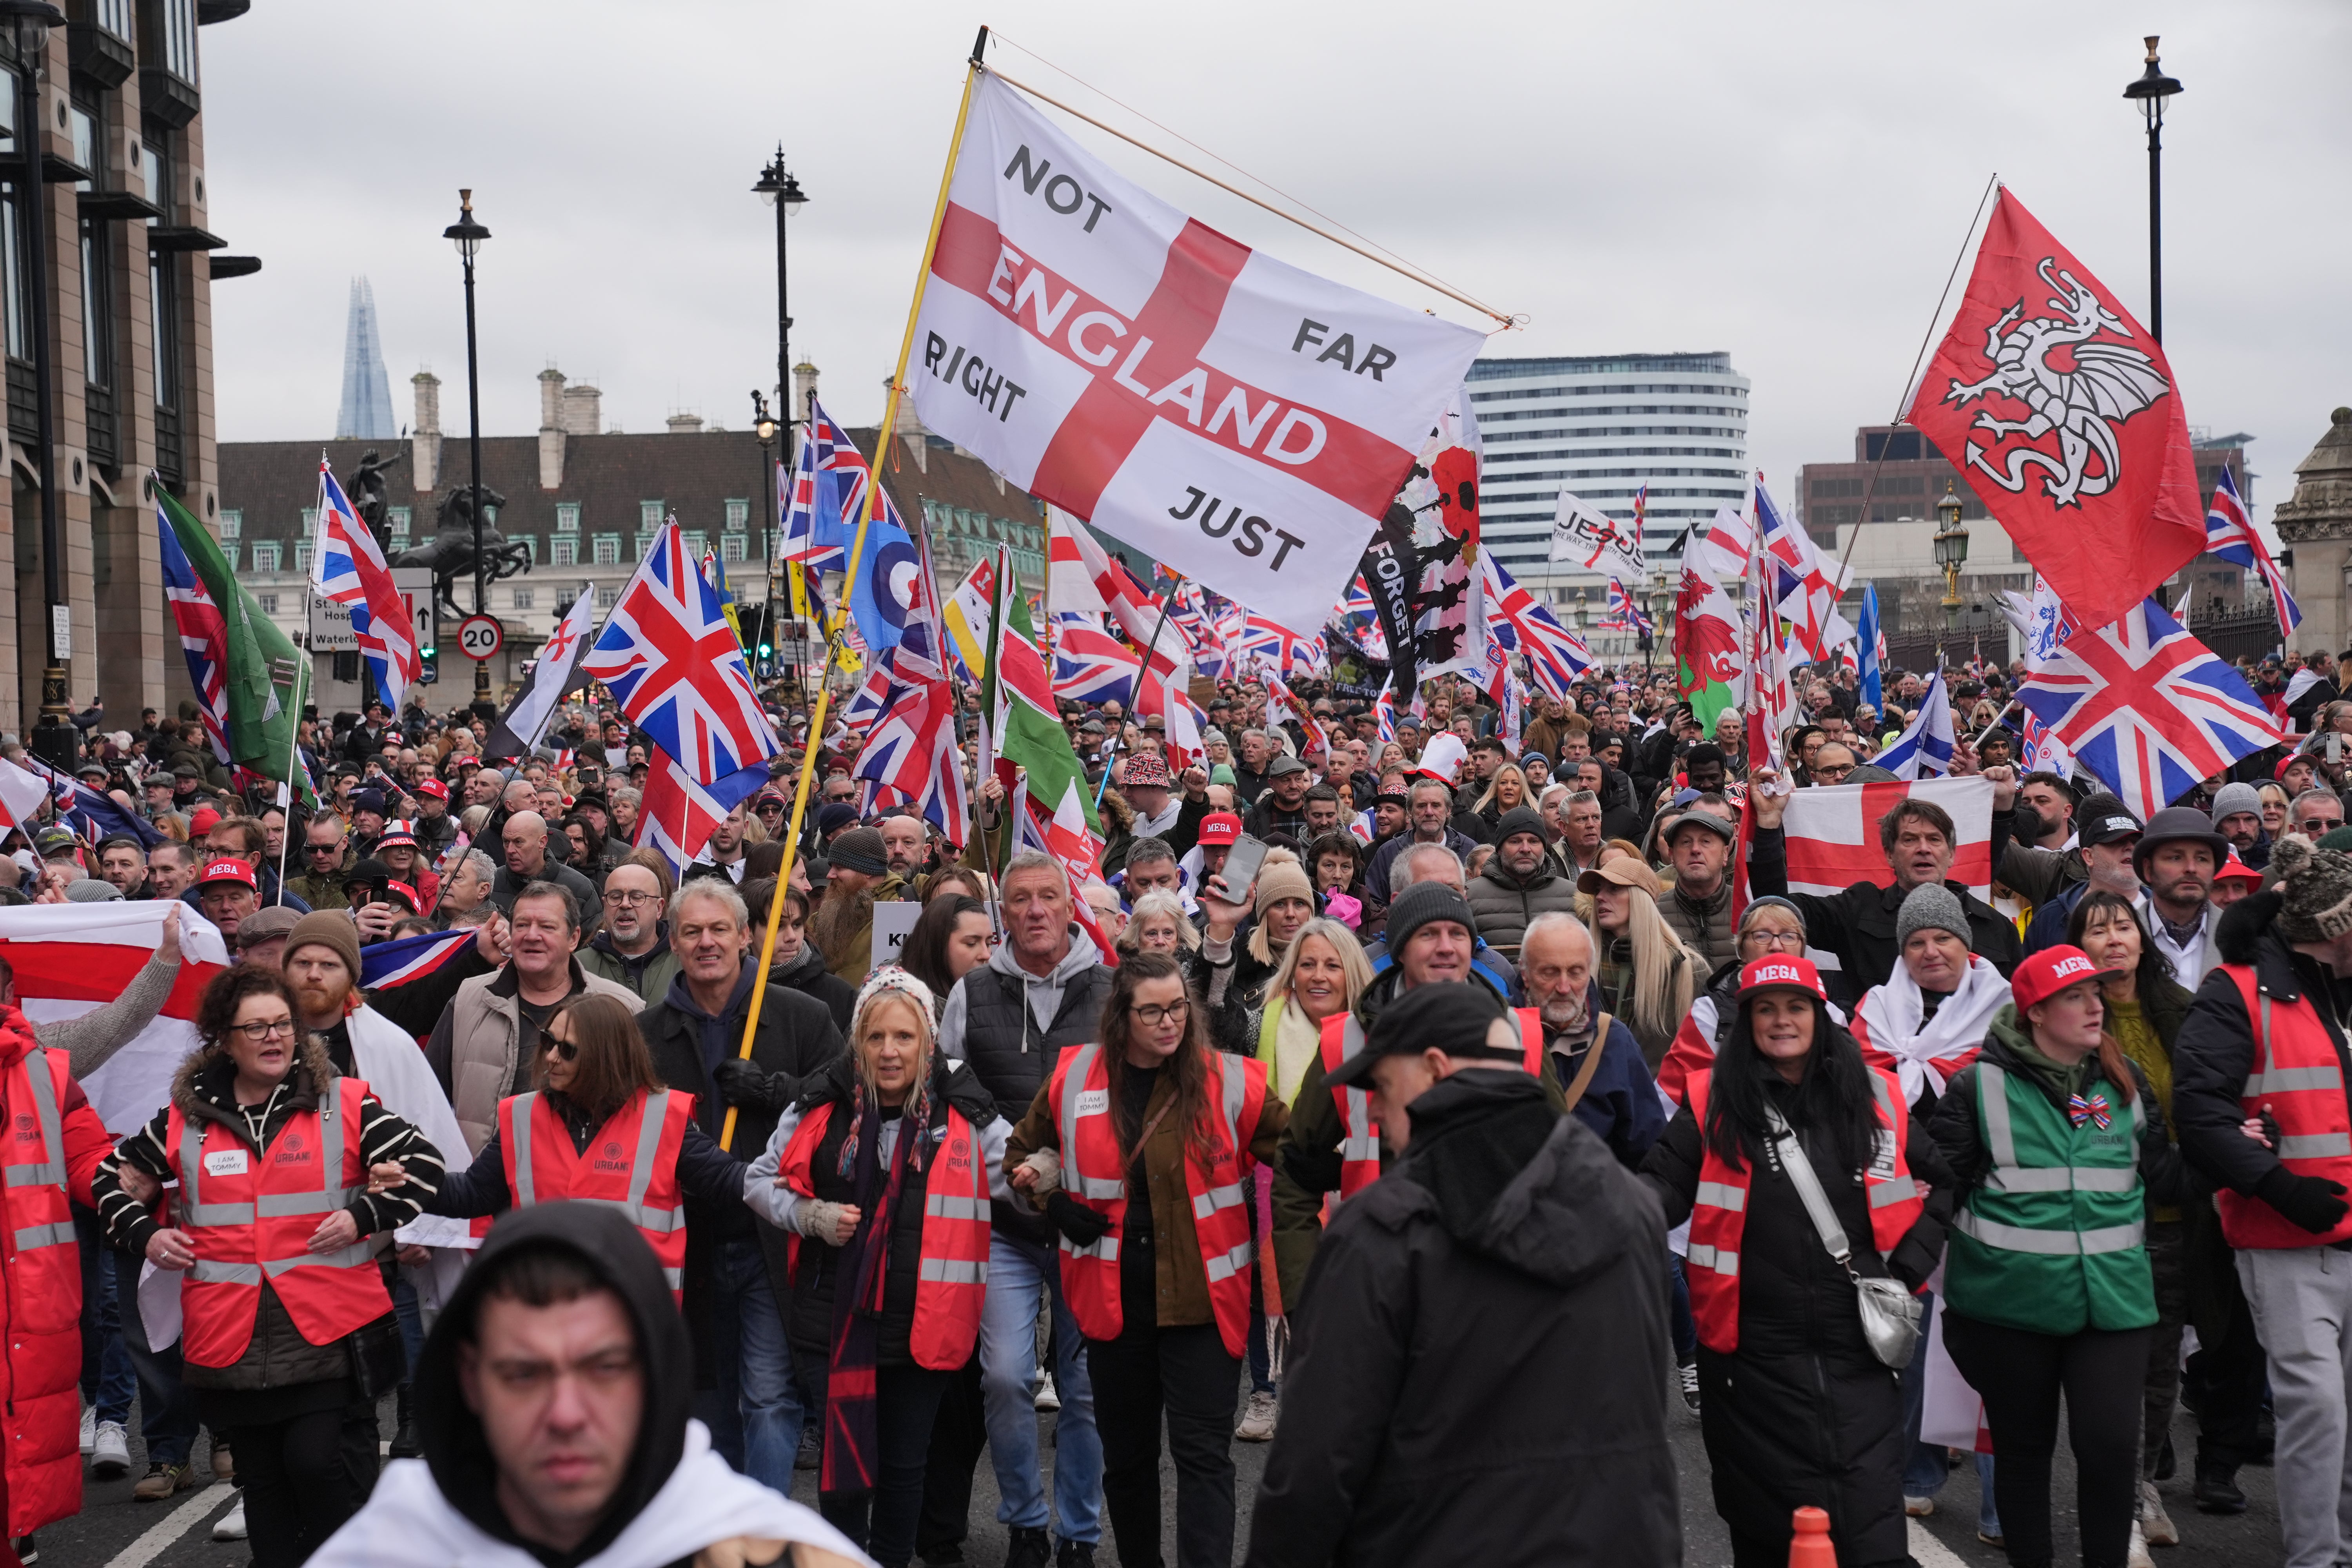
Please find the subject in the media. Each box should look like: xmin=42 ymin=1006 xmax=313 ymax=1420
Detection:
xmin=1857 ymin=955 xmax=2010 ymax=1107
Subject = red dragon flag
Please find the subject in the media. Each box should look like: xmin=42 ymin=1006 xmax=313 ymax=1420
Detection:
xmin=1905 ymin=188 xmax=2203 ymax=629
xmin=907 ymin=72 xmax=1485 ymax=639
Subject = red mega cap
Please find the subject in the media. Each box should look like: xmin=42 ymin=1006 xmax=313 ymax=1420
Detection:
xmin=1198 ymin=811 xmax=1243 ymax=847
xmin=413 ymin=778 xmax=449 ymax=801
xmin=196 ymin=857 xmax=258 ymax=892
xmin=2011 ymin=945 xmax=2103 ymax=1012
xmin=384 ymin=880 xmax=423 ymax=914
xmin=1736 ymin=954 xmax=1828 ymax=1003
xmin=2216 ymin=849 xmax=2263 ymax=884
xmin=188 ymin=806 xmax=222 ymax=836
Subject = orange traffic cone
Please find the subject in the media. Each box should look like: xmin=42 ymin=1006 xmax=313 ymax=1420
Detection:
xmin=1788 ymin=1506 xmax=1838 ymax=1566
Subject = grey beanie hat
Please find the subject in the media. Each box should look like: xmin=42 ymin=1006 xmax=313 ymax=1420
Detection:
xmin=1384 ymin=880 xmax=1480 ymax=959
xmin=826 ymin=826 xmax=888 ymax=878
xmin=1895 ymin=881 xmax=1970 ymax=949
xmin=2210 ymin=781 xmax=2263 ymax=829
xmin=2270 ymin=834 xmax=2352 ymax=943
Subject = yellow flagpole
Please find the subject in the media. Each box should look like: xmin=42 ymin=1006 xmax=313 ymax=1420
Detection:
xmin=722 ymin=35 xmax=989 ymax=1151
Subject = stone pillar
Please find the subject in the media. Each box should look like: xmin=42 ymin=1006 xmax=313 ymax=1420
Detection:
xmin=793 ymin=360 xmax=818 ymax=425
xmin=412 ymin=372 xmax=442 ymax=494
xmin=537 ymin=366 xmax=566 ymax=490
xmin=2277 ymin=408 xmax=2352 ymax=658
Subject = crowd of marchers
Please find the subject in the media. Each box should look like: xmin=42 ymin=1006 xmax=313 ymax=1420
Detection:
xmin=12 ymin=643 xmax=2352 ymax=1568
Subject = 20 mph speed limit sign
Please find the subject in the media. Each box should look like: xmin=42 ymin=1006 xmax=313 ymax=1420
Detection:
xmin=457 ymin=614 xmax=504 ymax=662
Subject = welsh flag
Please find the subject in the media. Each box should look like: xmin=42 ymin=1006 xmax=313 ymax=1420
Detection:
xmin=1673 ymin=537 xmax=1743 ymax=733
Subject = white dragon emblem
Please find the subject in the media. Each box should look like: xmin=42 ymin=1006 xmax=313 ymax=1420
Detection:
xmin=1942 ymin=256 xmax=2171 ymax=508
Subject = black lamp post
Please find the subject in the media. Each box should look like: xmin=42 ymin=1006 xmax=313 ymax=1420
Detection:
xmin=2123 ymin=36 xmax=2183 ymax=343
xmin=442 ymin=189 xmax=493 ymax=717
xmin=752 ymin=388 xmax=778 ymax=679
xmin=752 ymin=149 xmax=806 ymax=424
xmin=2 ymin=2 xmax=69 ymax=767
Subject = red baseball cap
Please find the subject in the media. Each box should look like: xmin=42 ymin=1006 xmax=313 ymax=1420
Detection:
xmin=1736 ymin=954 xmax=1828 ymax=1003
xmin=413 ymin=778 xmax=450 ymax=802
xmin=1198 ymin=812 xmax=1243 ymax=848
xmin=2010 ymin=945 xmax=2103 ymax=1012
xmin=2216 ymin=849 xmax=2262 ymax=885
xmin=196 ymin=857 xmax=258 ymax=892
xmin=384 ymin=880 xmax=423 ymax=914
xmin=188 ymin=806 xmax=222 ymax=837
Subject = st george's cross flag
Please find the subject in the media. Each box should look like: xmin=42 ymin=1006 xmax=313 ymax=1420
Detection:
xmin=583 ymin=521 xmax=780 ymax=786
xmin=2016 ymin=596 xmax=2283 ymax=822
xmin=1906 ymin=188 xmax=2204 ymax=628
xmin=487 ymin=585 xmax=598 ymax=761
xmin=1735 ymin=776 xmax=1995 ymax=940
xmin=907 ymin=73 xmax=1484 ymax=638
xmin=2203 ymin=466 xmax=2300 ymax=641
xmin=312 ymin=461 xmax=422 ymax=711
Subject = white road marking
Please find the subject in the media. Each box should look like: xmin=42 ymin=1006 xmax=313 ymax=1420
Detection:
xmin=104 ymin=1482 xmax=234 ymax=1568
xmin=1909 ymin=1516 xmax=1973 ymax=1568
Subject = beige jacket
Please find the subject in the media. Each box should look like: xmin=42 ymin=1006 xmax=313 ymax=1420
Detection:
xmin=444 ymin=962 xmax=639 ymax=1155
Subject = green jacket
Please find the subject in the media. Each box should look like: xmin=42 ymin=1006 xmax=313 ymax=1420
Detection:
xmin=1931 ymin=1008 xmax=2180 ymax=1336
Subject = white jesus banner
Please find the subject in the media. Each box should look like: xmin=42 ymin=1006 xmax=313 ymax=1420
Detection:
xmin=1548 ymin=489 xmax=1646 ymax=585
xmin=909 ymin=72 xmax=1485 ymax=638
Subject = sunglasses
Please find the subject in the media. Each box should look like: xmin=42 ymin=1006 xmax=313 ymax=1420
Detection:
xmin=543 ymin=1035 xmax=577 ymax=1062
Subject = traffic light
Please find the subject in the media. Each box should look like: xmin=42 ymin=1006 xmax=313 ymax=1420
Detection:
xmin=418 ymin=639 xmax=439 ymax=684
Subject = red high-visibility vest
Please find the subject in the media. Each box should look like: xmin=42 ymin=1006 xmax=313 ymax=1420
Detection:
xmin=1315 ymin=1002 xmax=1543 ymax=1201
xmin=1682 ymin=1065 xmax=1923 ymax=1354
xmin=169 ymin=1076 xmax=394 ymax=1370
xmin=4 ymin=1041 xmax=83 ymax=1539
xmin=776 ymin=1100 xmax=991 ymax=1371
xmin=501 ymin=1087 xmax=694 ymax=1302
xmin=2217 ymin=967 xmax=2352 ymax=1249
xmin=1049 ymin=1042 xmax=1268 ymax=1358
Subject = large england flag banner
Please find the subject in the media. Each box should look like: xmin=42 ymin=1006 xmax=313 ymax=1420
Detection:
xmin=907 ymin=73 xmax=1485 ymax=637
xmin=4 ymin=905 xmax=231 ymax=1134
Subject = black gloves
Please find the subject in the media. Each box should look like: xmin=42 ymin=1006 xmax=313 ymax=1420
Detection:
xmin=1046 ymin=1191 xmax=1111 ymax=1247
xmin=2257 ymin=1167 xmax=2349 ymax=1234
xmin=711 ymin=1058 xmax=793 ymax=1115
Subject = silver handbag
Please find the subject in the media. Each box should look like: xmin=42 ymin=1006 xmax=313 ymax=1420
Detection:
xmin=1768 ymin=1109 xmax=1924 ymax=1370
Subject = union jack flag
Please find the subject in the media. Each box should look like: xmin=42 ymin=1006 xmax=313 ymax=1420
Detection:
xmin=1167 ymin=582 xmax=1224 ymax=675
xmin=312 ymin=461 xmax=421 ymax=709
xmin=635 ymin=752 xmax=768 ymax=877
xmin=582 ymin=521 xmax=779 ymax=786
xmin=1757 ymin=478 xmax=1853 ymax=661
xmin=18 ymin=753 xmax=162 ymax=849
xmin=2018 ymin=595 xmax=2285 ymax=820
xmin=1373 ymin=687 xmax=1397 ymax=745
xmin=839 ymin=666 xmax=895 ymax=735
xmin=1599 ymin=578 xmax=1652 ymax=634
xmin=1265 ymin=676 xmax=1328 ymax=760
xmin=359 ymin=926 xmax=476 ymax=993
xmin=1240 ymin=614 xmax=1323 ymax=678
xmin=2203 ymin=467 xmax=2300 ymax=641
xmin=855 ymin=532 xmax=970 ymax=846
xmin=158 ymin=500 xmax=232 ymax=766
xmin=778 ymin=397 xmax=870 ymax=571
xmin=1051 ymin=611 xmax=1140 ymax=707
xmin=1480 ymin=554 xmax=1590 ymax=702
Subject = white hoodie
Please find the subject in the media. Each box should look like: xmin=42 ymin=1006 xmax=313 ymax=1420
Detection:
xmin=307 ymin=1420 xmax=869 ymax=1568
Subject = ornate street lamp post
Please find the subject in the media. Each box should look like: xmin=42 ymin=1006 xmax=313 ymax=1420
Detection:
xmin=2123 ymin=37 xmax=2183 ymax=343
xmin=1934 ymin=481 xmax=1971 ymax=640
xmin=442 ymin=189 xmax=493 ymax=717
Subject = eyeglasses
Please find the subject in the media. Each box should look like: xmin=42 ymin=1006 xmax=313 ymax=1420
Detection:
xmin=602 ymin=890 xmax=659 ymax=907
xmin=543 ymin=1036 xmax=577 ymax=1062
xmin=1741 ymin=929 xmax=1808 ymax=953
xmin=231 ymin=1019 xmax=296 ymax=1042
xmin=1128 ymin=1000 xmax=1190 ymax=1026
xmin=1811 ymin=764 xmax=1855 ymax=782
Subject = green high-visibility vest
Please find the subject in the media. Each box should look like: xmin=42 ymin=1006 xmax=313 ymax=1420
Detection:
xmin=1944 ymin=1060 xmax=2157 ymax=1336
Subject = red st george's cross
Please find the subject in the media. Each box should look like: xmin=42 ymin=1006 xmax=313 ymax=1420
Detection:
xmin=1736 ymin=776 xmax=1996 ymax=919
xmin=581 ymin=521 xmax=777 ymax=784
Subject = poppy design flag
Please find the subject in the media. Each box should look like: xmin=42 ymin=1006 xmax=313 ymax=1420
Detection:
xmin=907 ymin=72 xmax=1484 ymax=638
xmin=1905 ymin=188 xmax=2203 ymax=628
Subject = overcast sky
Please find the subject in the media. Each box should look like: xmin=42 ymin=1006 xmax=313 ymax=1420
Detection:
xmin=203 ymin=1 xmax=2349 ymax=530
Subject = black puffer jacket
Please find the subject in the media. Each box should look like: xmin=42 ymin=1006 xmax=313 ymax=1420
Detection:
xmin=770 ymin=939 xmax=858 ymax=1033
xmin=1247 ymin=1074 xmax=1680 ymax=1568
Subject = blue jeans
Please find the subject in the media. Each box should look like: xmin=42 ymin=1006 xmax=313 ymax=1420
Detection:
xmin=980 ymin=1233 xmax=1101 ymax=1543
xmin=77 ymin=1210 xmax=136 ymax=1425
xmin=704 ymin=1236 xmax=804 ymax=1494
xmin=390 ymin=1270 xmax=425 ymax=1383
xmin=112 ymin=1245 xmax=198 ymax=1466
xmin=1669 ymin=1253 xmax=1698 ymax=1360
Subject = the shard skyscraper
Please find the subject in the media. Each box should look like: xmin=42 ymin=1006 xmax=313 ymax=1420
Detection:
xmin=335 ymin=276 xmax=396 ymax=440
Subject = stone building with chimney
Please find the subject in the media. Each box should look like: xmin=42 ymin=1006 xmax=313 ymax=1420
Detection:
xmin=2278 ymin=407 xmax=2352 ymax=657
